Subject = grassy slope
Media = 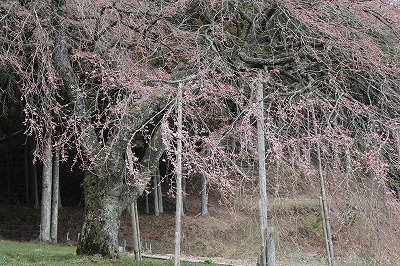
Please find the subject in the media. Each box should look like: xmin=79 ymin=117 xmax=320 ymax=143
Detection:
xmin=1 ymin=189 xmax=398 ymax=265
xmin=0 ymin=240 xmax=211 ymax=266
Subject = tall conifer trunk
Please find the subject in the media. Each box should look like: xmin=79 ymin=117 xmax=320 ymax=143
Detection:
xmin=51 ymin=149 xmax=60 ymax=242
xmin=39 ymin=135 xmax=52 ymax=242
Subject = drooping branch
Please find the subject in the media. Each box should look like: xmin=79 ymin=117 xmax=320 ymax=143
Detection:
xmin=106 ymin=93 xmax=170 ymax=173
xmin=52 ymin=0 xmax=103 ymax=169
xmin=363 ymin=7 xmax=400 ymax=41
xmin=120 ymin=126 xmax=165 ymax=209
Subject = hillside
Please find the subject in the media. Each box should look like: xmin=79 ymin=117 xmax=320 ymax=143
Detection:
xmin=0 ymin=192 xmax=379 ymax=266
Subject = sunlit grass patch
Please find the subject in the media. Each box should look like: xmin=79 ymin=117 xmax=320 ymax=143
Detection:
xmin=0 ymin=240 xmax=212 ymax=265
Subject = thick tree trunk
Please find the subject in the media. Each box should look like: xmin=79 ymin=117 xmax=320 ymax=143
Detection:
xmin=78 ymin=206 xmax=121 ymax=258
xmin=50 ymin=0 xmax=167 ymax=257
xmin=77 ymin=202 xmax=121 ymax=258
xmin=75 ymin=128 xmax=164 ymax=258
xmin=77 ymin=173 xmax=123 ymax=258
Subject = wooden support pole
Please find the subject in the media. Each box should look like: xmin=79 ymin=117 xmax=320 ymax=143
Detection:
xmin=130 ymin=200 xmax=142 ymax=260
xmin=320 ymin=196 xmax=332 ymax=266
xmin=130 ymin=202 xmax=138 ymax=259
xmin=156 ymin=173 xmax=164 ymax=213
xmin=153 ymin=176 xmax=159 ymax=216
xmin=312 ymin=105 xmax=334 ymax=266
xmin=174 ymin=82 xmax=184 ymax=266
xmin=256 ymin=76 xmax=269 ymax=266
xmin=258 ymin=201 xmax=267 ymax=266
xmin=325 ymin=199 xmax=334 ymax=266
xmin=267 ymin=227 xmax=276 ymax=266
xmin=134 ymin=201 xmax=142 ymax=258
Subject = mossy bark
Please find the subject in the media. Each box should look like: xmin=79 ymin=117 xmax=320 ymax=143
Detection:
xmin=75 ymin=127 xmax=164 ymax=258
xmin=76 ymin=173 xmax=124 ymax=258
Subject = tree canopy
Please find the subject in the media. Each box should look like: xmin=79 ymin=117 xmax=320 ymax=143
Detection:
xmin=0 ymin=0 xmax=399 ymax=260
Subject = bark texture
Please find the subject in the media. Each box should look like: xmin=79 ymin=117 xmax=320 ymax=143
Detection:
xmin=77 ymin=173 xmax=123 ymax=258
xmin=257 ymin=78 xmax=268 ymax=266
xmin=51 ymin=149 xmax=60 ymax=243
xmin=39 ymin=135 xmax=52 ymax=242
xmin=174 ymin=82 xmax=183 ymax=266
xmin=75 ymin=128 xmax=164 ymax=257
xmin=201 ymin=174 xmax=209 ymax=216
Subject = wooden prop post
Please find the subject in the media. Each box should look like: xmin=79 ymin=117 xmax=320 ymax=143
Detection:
xmin=153 ymin=176 xmax=159 ymax=216
xmin=312 ymin=105 xmax=334 ymax=266
xmin=256 ymin=76 xmax=275 ymax=266
xmin=157 ymin=173 xmax=164 ymax=213
xmin=130 ymin=200 xmax=142 ymax=260
xmin=174 ymin=82 xmax=183 ymax=266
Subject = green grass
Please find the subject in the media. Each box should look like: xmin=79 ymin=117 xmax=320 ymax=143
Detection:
xmin=340 ymin=264 xmax=397 ymax=266
xmin=0 ymin=240 xmax=213 ymax=265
